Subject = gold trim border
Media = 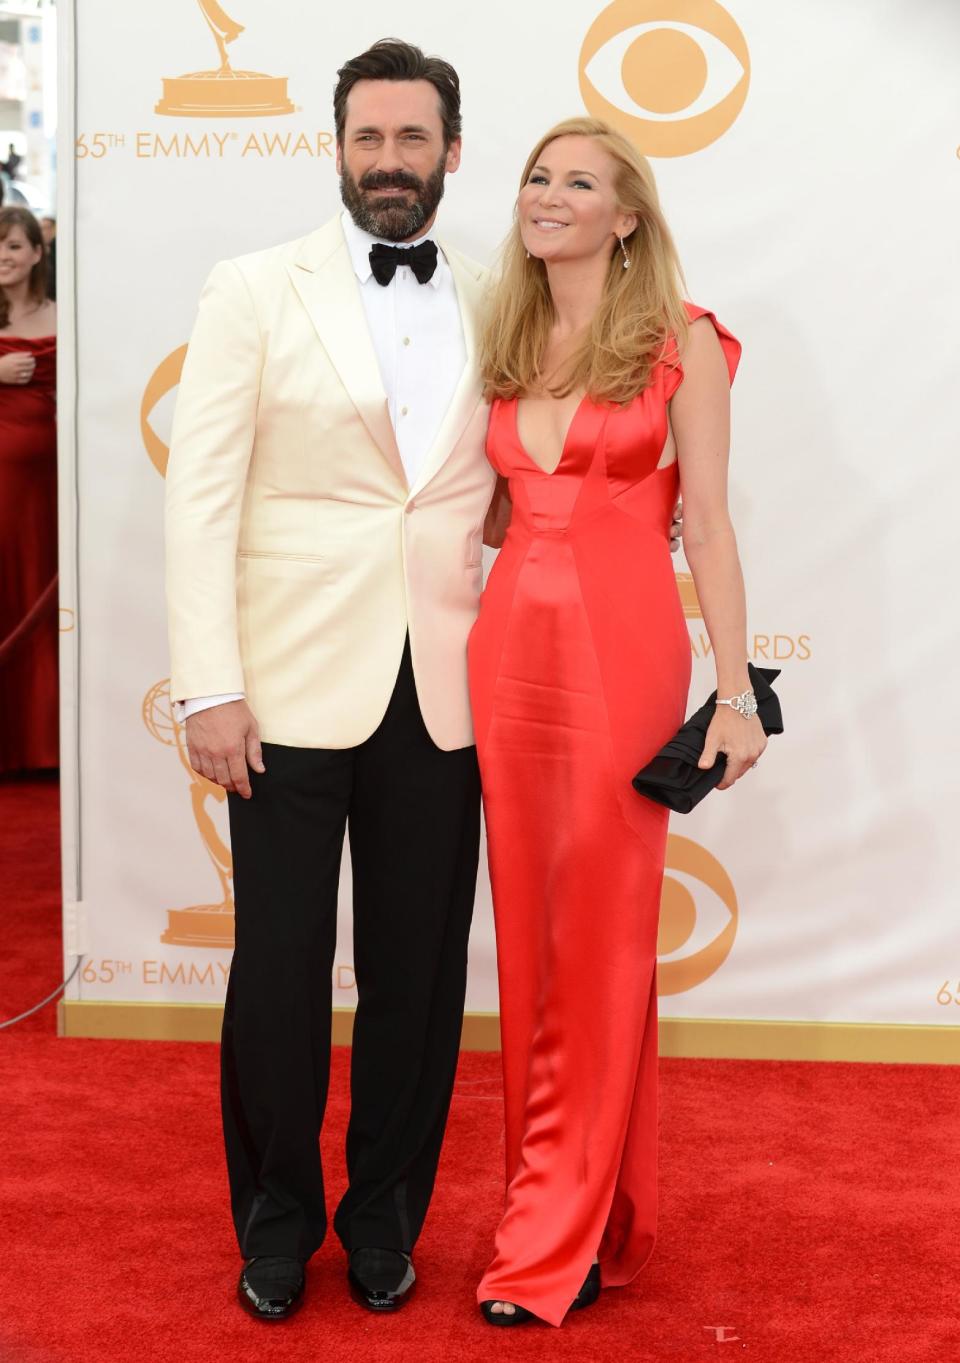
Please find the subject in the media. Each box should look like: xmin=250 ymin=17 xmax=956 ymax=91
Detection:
xmin=57 ymin=1003 xmax=959 ymax=1064
xmin=658 ymin=1017 xmax=960 ymax=1065
xmin=56 ymin=1002 xmax=502 ymax=1050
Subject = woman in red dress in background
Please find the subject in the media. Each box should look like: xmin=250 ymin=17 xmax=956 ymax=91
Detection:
xmin=468 ymin=119 xmax=766 ymax=1327
xmin=0 ymin=207 xmax=58 ymax=773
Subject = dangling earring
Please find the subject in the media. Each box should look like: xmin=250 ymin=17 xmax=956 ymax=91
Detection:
xmin=526 ymin=250 xmax=531 ymax=259
xmin=619 ymin=236 xmax=630 ymax=270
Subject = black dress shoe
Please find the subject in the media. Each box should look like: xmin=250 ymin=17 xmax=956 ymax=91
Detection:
xmin=237 ymin=1256 xmax=305 ymax=1321
xmin=569 ymin=1262 xmax=601 ymax=1311
xmin=348 ymin=1247 xmax=416 ymax=1312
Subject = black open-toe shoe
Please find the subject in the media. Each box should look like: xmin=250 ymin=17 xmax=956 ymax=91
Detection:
xmin=480 ymin=1263 xmax=600 ymax=1327
xmin=480 ymin=1300 xmax=535 ymax=1326
xmin=569 ymin=1262 xmax=601 ymax=1312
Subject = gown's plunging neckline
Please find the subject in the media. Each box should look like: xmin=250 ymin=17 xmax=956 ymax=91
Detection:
xmin=512 ymin=394 xmax=589 ymax=476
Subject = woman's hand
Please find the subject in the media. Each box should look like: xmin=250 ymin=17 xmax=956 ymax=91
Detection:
xmin=0 ymin=351 xmax=35 ymax=385
xmin=669 ymin=498 xmax=682 ymax=552
xmin=698 ymin=708 xmax=767 ymax=790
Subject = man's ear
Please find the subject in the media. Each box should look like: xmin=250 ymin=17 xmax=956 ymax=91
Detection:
xmin=445 ymin=138 xmax=462 ymax=175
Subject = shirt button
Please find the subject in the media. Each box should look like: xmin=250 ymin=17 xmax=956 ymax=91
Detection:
xmin=403 ymin=336 xmax=411 ymax=346
xmin=400 ymin=405 xmax=409 ymax=417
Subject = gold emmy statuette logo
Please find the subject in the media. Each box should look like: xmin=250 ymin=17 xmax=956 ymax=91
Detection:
xmin=580 ymin=0 xmax=750 ymax=156
xmin=141 ymin=345 xmax=187 ymax=478
xmin=657 ymin=834 xmax=738 ymax=992
xmin=156 ymin=1 xmax=294 ymax=118
xmin=675 ymin=571 xmax=701 ymax=619
xmin=143 ymin=679 xmax=236 ymax=948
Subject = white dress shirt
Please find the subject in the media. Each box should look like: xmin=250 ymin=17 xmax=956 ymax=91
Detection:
xmin=340 ymin=209 xmax=467 ymax=486
xmin=181 ymin=209 xmax=467 ymax=721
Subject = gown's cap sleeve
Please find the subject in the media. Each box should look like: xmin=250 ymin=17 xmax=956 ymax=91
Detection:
xmin=663 ymin=302 xmax=741 ymax=401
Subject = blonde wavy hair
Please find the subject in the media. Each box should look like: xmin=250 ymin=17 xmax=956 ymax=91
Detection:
xmin=480 ymin=117 xmax=688 ymax=404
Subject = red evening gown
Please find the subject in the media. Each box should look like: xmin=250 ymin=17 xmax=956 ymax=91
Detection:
xmin=0 ymin=334 xmax=59 ymax=773
xmin=468 ymin=305 xmax=739 ymax=1325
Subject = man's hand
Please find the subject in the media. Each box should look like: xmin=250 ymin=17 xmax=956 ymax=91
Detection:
xmin=669 ymin=498 xmax=683 ymax=553
xmin=185 ymin=699 xmax=265 ymax=799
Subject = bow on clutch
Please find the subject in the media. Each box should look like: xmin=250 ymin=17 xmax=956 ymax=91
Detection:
xmin=632 ymin=664 xmax=784 ymax=813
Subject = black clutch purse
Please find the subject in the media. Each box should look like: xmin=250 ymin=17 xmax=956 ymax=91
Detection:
xmin=631 ymin=664 xmax=784 ymax=814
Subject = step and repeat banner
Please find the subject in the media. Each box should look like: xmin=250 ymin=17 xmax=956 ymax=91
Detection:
xmin=61 ymin=0 xmax=960 ymax=1042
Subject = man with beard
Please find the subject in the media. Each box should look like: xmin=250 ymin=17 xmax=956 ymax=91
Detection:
xmin=165 ymin=39 xmax=496 ymax=1321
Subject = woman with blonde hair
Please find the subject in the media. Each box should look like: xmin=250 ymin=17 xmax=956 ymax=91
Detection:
xmin=468 ymin=118 xmax=765 ymax=1326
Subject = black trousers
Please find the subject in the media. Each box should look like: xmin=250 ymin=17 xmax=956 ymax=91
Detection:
xmin=222 ymin=641 xmax=481 ymax=1262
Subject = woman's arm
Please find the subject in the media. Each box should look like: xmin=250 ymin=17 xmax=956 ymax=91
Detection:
xmin=671 ymin=317 xmax=766 ymax=787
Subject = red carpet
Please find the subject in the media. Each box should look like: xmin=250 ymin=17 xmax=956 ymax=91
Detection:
xmin=0 ymin=773 xmax=62 ymax=1034
xmin=2 ymin=781 xmax=957 ymax=1362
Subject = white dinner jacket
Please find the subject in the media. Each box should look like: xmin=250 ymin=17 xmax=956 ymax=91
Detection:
xmin=164 ymin=214 xmax=495 ymax=750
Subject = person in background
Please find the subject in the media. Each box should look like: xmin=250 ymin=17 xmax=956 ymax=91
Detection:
xmin=0 ymin=206 xmax=58 ymax=775
xmin=1 ymin=144 xmax=22 ymax=180
xmin=40 ymin=217 xmax=56 ymax=301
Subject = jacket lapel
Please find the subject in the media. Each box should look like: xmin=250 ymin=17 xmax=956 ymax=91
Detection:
xmin=407 ymin=241 xmax=486 ymax=499
xmin=287 ymin=220 xmax=407 ymax=488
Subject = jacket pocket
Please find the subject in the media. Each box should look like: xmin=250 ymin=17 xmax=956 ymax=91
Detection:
xmin=236 ymin=550 xmax=330 ymax=581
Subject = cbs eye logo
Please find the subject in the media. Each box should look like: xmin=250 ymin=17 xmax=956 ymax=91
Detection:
xmin=141 ymin=345 xmax=188 ymax=477
xmin=580 ymin=0 xmax=750 ymax=157
xmin=657 ymin=834 xmax=738 ymax=993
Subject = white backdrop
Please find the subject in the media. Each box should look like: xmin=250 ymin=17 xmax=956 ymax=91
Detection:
xmin=59 ymin=0 xmax=960 ymax=1034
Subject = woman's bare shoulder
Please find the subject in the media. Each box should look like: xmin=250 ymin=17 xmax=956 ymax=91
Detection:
xmin=673 ymin=315 xmax=727 ymax=395
xmin=677 ymin=313 xmax=724 ymax=360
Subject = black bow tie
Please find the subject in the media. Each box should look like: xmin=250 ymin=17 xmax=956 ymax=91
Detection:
xmin=369 ymin=239 xmax=438 ymax=286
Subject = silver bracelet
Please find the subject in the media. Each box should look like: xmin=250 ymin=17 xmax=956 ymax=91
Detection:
xmin=715 ymin=690 xmax=757 ymax=719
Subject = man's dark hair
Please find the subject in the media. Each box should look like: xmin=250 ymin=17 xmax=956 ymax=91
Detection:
xmin=334 ymin=38 xmax=462 ymax=147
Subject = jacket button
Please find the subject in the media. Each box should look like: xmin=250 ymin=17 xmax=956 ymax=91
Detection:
xmin=404 ymin=501 xmax=415 ymax=514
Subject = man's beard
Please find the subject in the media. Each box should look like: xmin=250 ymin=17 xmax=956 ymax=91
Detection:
xmin=340 ymin=155 xmax=447 ymax=241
